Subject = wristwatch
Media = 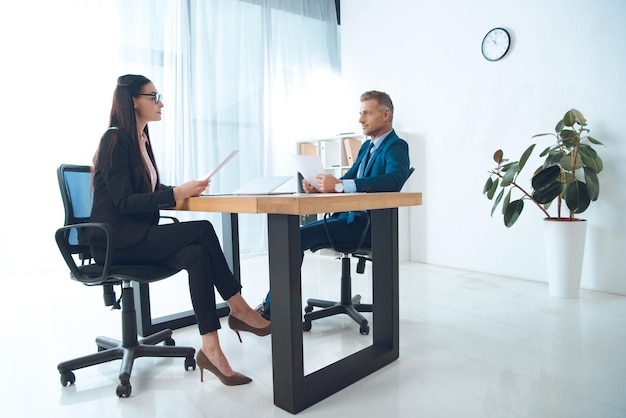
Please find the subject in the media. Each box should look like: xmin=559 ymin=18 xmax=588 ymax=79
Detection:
xmin=334 ymin=182 xmax=344 ymax=193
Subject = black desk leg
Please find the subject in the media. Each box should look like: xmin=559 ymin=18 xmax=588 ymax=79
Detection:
xmin=371 ymin=207 xmax=400 ymax=352
xmin=221 ymin=212 xmax=241 ymax=285
xmin=134 ymin=213 xmax=241 ymax=337
xmin=268 ymin=208 xmax=400 ymax=414
xmin=267 ymin=214 xmax=305 ymax=412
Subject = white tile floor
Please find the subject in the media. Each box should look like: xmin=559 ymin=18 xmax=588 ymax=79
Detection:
xmin=2 ymin=256 xmax=625 ymax=418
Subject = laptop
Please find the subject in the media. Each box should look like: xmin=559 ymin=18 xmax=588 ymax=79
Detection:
xmin=233 ymin=175 xmax=293 ymax=195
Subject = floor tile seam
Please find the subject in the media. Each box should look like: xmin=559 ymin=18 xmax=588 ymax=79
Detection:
xmin=410 ymin=308 xmax=538 ymax=346
xmin=438 ymin=343 xmax=626 ymax=407
xmin=515 ymin=329 xmax=626 ymax=367
xmin=423 ymin=359 xmax=536 ymax=417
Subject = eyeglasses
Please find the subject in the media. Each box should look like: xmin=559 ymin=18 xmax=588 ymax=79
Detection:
xmin=137 ymin=93 xmax=162 ymax=104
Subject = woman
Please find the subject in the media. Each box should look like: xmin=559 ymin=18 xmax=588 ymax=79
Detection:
xmin=85 ymin=74 xmax=269 ymax=386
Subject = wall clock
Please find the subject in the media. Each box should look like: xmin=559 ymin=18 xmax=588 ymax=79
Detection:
xmin=481 ymin=27 xmax=510 ymax=61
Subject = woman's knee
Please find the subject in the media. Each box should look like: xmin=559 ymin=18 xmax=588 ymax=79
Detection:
xmin=180 ymin=220 xmax=218 ymax=246
xmin=195 ymin=220 xmax=218 ymax=239
xmin=190 ymin=220 xmax=215 ymax=234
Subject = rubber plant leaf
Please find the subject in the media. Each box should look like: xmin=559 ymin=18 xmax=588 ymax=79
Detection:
xmin=531 ymin=165 xmax=560 ymax=190
xmin=564 ymin=180 xmax=591 ymax=213
xmin=518 ymin=144 xmax=536 ymax=172
xmin=491 ymin=188 xmax=505 ymax=216
xmin=503 ymin=199 xmax=524 ymax=227
xmin=583 ymin=168 xmax=600 ymax=201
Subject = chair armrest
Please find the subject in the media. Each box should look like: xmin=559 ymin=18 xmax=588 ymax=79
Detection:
xmin=55 ymin=223 xmax=114 ymax=285
xmin=159 ymin=215 xmax=180 ymax=224
xmin=322 ymin=211 xmax=371 ymax=253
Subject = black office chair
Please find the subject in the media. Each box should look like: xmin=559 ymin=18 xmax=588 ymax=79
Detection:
xmin=302 ymin=167 xmax=415 ymax=335
xmin=303 ymin=211 xmax=373 ymax=335
xmin=55 ymin=164 xmax=196 ymax=398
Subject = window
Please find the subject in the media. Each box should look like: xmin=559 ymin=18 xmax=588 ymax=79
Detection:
xmin=78 ymin=0 xmax=342 ymax=255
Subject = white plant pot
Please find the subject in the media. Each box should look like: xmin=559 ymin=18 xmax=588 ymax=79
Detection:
xmin=543 ymin=218 xmax=587 ymax=298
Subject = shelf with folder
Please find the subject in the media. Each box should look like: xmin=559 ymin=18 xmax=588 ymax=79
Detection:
xmin=297 ymin=133 xmax=364 ymax=180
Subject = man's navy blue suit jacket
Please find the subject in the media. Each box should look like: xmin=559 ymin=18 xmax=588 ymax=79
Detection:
xmin=342 ymin=129 xmax=410 ymax=193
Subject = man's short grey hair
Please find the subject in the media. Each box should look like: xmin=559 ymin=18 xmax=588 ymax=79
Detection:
xmin=360 ymin=90 xmax=394 ymax=121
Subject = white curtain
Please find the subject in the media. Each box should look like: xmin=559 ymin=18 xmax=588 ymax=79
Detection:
xmin=77 ymin=0 xmax=342 ymax=255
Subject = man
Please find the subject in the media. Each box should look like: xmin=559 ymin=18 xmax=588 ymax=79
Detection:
xmin=256 ymin=90 xmax=410 ymax=319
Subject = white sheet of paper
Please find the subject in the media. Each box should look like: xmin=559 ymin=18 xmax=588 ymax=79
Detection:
xmin=290 ymin=153 xmax=326 ymax=191
xmin=203 ymin=150 xmax=240 ymax=180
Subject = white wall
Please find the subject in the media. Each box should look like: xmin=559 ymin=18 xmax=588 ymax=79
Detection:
xmin=0 ymin=2 xmax=118 ymax=278
xmin=1 ymin=0 xmax=625 ymax=298
xmin=340 ymin=0 xmax=626 ymax=295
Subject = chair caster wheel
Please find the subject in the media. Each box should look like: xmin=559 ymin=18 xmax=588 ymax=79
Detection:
xmin=304 ymin=305 xmax=313 ymax=313
xmin=359 ymin=325 xmax=370 ymax=335
xmin=116 ymin=381 xmax=132 ymax=398
xmin=303 ymin=320 xmax=312 ymax=332
xmin=164 ymin=337 xmax=175 ymax=346
xmin=60 ymin=371 xmax=75 ymax=386
xmin=185 ymin=356 xmax=196 ymax=371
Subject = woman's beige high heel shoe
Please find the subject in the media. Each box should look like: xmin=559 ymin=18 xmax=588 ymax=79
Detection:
xmin=196 ymin=350 xmax=252 ymax=386
xmin=228 ymin=315 xmax=271 ymax=343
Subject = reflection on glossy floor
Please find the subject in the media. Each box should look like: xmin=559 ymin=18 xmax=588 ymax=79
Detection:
xmin=3 ymin=257 xmax=626 ymax=418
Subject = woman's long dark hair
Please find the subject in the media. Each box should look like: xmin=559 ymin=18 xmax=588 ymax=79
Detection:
xmin=93 ymin=74 xmax=159 ymax=192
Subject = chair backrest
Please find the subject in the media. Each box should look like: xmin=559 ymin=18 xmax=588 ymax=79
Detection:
xmin=57 ymin=164 xmax=93 ymax=254
xmin=58 ymin=164 xmax=93 ymax=225
xmin=407 ymin=166 xmax=415 ymax=180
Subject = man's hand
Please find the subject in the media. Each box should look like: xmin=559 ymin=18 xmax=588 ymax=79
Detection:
xmin=314 ymin=174 xmax=340 ymax=193
xmin=302 ymin=178 xmax=319 ymax=194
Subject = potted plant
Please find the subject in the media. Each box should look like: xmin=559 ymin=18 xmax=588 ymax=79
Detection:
xmin=483 ymin=109 xmax=604 ymax=297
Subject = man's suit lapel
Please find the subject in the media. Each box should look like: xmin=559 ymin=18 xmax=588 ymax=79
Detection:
xmin=363 ymin=130 xmax=396 ymax=177
xmin=363 ymin=147 xmax=380 ymax=177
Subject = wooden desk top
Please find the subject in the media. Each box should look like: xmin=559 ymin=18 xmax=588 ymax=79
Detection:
xmin=173 ymin=192 xmax=422 ymax=215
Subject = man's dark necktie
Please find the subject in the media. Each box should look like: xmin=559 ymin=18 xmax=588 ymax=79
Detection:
xmin=350 ymin=142 xmax=374 ymax=224
xmin=357 ymin=142 xmax=374 ymax=178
